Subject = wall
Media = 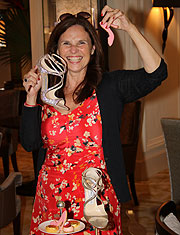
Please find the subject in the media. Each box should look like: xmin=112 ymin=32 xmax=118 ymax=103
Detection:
xmin=142 ymin=3 xmax=180 ymax=180
xmin=29 ymin=0 xmax=44 ymax=67
xmin=107 ymin=0 xmax=180 ymax=180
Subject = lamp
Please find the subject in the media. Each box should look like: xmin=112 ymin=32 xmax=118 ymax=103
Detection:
xmin=153 ymin=0 xmax=180 ymax=53
xmin=0 ymin=16 xmax=6 ymax=47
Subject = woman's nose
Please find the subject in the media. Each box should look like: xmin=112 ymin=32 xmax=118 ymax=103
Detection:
xmin=70 ymin=45 xmax=78 ymax=53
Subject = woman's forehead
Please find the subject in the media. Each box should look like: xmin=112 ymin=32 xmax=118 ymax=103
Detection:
xmin=59 ymin=25 xmax=91 ymax=41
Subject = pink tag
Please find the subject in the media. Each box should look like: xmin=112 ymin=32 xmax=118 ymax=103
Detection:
xmin=100 ymin=22 xmax=114 ymax=46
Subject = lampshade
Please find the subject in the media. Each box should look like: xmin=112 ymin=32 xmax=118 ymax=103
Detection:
xmin=0 ymin=18 xmax=6 ymax=47
xmin=153 ymin=0 xmax=180 ymax=7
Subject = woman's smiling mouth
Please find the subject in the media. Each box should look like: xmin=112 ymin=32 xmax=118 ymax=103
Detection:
xmin=67 ymin=56 xmax=82 ymax=63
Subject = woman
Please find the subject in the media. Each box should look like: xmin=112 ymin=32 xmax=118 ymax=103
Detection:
xmin=20 ymin=5 xmax=167 ymax=235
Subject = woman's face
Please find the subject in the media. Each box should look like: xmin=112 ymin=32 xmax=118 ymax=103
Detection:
xmin=58 ymin=24 xmax=95 ymax=76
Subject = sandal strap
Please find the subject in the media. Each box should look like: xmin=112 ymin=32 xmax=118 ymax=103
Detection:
xmin=38 ymin=53 xmax=67 ymax=76
xmin=82 ymin=167 xmax=105 ymax=207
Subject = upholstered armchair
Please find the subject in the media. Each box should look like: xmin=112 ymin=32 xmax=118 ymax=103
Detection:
xmin=161 ymin=118 xmax=180 ymax=205
xmin=155 ymin=200 xmax=180 ymax=235
xmin=0 ymin=172 xmax=22 ymax=235
xmin=0 ymin=90 xmax=20 ymax=178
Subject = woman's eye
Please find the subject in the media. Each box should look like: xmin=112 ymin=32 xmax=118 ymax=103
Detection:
xmin=79 ymin=41 xmax=86 ymax=45
xmin=62 ymin=41 xmax=70 ymax=45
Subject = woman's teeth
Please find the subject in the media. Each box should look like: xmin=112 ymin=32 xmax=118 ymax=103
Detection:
xmin=67 ymin=56 xmax=82 ymax=62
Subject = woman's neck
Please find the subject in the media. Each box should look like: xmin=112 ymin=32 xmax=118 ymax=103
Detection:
xmin=64 ymin=70 xmax=86 ymax=94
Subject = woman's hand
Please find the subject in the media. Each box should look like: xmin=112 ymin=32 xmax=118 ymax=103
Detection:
xmin=101 ymin=5 xmax=161 ymax=73
xmin=101 ymin=5 xmax=132 ymax=32
xmin=23 ymin=66 xmax=42 ymax=105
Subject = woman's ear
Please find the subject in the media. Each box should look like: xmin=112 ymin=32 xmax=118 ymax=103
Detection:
xmin=56 ymin=49 xmax=60 ymax=55
xmin=91 ymin=45 xmax=95 ymax=55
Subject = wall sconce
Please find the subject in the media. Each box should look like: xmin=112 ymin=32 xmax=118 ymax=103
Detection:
xmin=153 ymin=0 xmax=180 ymax=53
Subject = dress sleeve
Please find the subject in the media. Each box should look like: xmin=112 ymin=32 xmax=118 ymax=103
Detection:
xmin=20 ymin=105 xmax=43 ymax=152
xmin=108 ymin=58 xmax=168 ymax=103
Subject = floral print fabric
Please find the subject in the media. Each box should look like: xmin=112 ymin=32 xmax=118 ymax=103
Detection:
xmin=30 ymin=92 xmax=122 ymax=235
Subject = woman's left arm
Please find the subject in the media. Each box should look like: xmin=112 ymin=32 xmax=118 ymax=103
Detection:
xmin=101 ymin=5 xmax=161 ymax=73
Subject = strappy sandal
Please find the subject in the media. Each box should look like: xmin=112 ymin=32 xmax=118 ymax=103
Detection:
xmin=37 ymin=53 xmax=69 ymax=110
xmin=82 ymin=167 xmax=108 ymax=229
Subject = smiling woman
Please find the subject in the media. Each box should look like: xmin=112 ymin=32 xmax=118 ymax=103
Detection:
xmin=20 ymin=3 xmax=167 ymax=235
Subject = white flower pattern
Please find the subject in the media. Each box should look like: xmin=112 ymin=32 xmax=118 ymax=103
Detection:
xmin=30 ymin=93 xmax=122 ymax=235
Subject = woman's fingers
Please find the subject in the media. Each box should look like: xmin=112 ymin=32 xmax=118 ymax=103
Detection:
xmin=23 ymin=75 xmax=37 ymax=92
xmin=23 ymin=66 xmax=41 ymax=93
xmin=101 ymin=5 xmax=112 ymax=17
xmin=101 ymin=5 xmax=130 ymax=31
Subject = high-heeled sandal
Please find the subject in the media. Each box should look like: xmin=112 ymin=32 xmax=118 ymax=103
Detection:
xmin=37 ymin=53 xmax=69 ymax=110
xmin=82 ymin=167 xmax=108 ymax=229
xmin=50 ymin=210 xmax=67 ymax=232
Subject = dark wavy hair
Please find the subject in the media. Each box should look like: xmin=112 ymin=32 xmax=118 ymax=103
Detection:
xmin=46 ymin=15 xmax=104 ymax=104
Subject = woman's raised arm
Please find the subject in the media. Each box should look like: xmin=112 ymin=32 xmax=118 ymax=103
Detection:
xmin=100 ymin=5 xmax=161 ymax=73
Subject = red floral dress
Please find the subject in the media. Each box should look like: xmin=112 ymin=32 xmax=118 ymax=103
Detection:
xmin=30 ymin=92 xmax=122 ymax=235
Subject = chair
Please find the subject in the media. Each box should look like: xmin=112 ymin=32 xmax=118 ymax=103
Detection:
xmin=0 ymin=89 xmax=36 ymax=196
xmin=0 ymin=127 xmax=19 ymax=178
xmin=0 ymin=172 xmax=22 ymax=235
xmin=155 ymin=200 xmax=180 ymax=235
xmin=120 ymin=101 xmax=141 ymax=206
xmin=161 ymin=118 xmax=180 ymax=205
xmin=0 ymin=89 xmax=21 ymax=178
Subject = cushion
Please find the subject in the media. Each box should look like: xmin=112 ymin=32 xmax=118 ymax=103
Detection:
xmin=164 ymin=213 xmax=180 ymax=234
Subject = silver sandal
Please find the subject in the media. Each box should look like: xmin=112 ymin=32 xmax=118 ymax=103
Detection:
xmin=37 ymin=53 xmax=69 ymax=110
xmin=82 ymin=167 xmax=108 ymax=229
